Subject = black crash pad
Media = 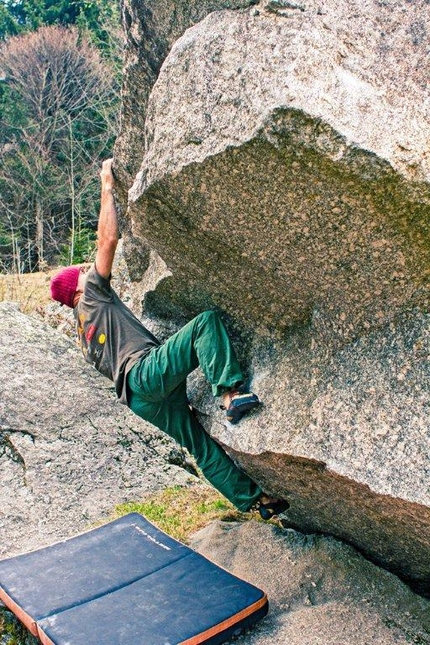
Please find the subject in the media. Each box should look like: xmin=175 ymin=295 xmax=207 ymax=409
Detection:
xmin=0 ymin=513 xmax=268 ymax=645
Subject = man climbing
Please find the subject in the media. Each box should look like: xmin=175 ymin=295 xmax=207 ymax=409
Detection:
xmin=50 ymin=159 xmax=289 ymax=520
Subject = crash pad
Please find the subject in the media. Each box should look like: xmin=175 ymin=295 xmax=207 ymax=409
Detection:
xmin=0 ymin=513 xmax=268 ymax=645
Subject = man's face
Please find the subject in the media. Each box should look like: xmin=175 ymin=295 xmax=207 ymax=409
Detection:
xmin=73 ymin=267 xmax=89 ymax=306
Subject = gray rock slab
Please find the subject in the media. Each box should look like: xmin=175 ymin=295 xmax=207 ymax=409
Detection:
xmin=0 ymin=302 xmax=194 ymax=557
xmin=190 ymin=520 xmax=430 ymax=645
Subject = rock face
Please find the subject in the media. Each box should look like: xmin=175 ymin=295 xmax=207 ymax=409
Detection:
xmin=191 ymin=521 xmax=430 ymax=645
xmin=0 ymin=303 xmax=193 ymax=557
xmin=115 ymin=0 xmax=430 ymax=594
xmin=116 ymin=0 xmax=259 ymax=184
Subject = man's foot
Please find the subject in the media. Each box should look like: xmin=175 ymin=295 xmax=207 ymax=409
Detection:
xmin=221 ymin=390 xmax=261 ymax=424
xmin=256 ymin=495 xmax=290 ymax=520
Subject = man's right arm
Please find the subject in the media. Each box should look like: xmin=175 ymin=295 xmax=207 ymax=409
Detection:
xmin=95 ymin=158 xmax=119 ymax=279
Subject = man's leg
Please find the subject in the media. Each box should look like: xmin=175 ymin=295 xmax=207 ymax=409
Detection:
xmin=126 ymin=378 xmax=262 ymax=512
xmin=129 ymin=310 xmax=244 ymax=401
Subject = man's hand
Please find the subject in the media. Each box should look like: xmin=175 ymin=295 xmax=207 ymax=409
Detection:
xmin=100 ymin=158 xmax=115 ymax=191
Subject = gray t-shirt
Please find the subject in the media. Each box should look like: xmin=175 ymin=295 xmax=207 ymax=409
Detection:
xmin=74 ymin=265 xmax=160 ymax=404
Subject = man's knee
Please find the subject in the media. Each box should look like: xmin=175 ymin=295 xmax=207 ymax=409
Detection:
xmin=196 ymin=309 xmax=219 ymax=326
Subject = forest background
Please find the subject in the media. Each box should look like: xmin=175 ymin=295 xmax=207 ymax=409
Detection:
xmin=0 ymin=0 xmax=122 ymax=274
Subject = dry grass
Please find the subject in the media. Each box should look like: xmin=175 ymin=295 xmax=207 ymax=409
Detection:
xmin=0 ymin=271 xmax=55 ymax=314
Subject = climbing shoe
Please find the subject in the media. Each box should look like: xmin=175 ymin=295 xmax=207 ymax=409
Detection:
xmin=222 ymin=391 xmax=261 ymax=424
xmin=257 ymin=499 xmax=290 ymax=520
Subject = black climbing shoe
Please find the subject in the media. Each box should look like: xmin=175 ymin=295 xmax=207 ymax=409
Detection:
xmin=222 ymin=392 xmax=261 ymax=424
xmin=257 ymin=499 xmax=290 ymax=521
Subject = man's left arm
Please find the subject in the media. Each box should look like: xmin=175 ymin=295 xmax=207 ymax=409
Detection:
xmin=95 ymin=158 xmax=119 ymax=279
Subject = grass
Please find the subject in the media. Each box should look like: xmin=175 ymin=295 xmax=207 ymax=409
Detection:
xmin=113 ymin=484 xmax=253 ymax=543
xmin=0 ymin=271 xmax=54 ymax=314
xmin=0 ymin=610 xmax=38 ymax=645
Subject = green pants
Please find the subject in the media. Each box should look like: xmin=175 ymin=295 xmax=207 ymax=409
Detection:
xmin=126 ymin=310 xmax=262 ymax=511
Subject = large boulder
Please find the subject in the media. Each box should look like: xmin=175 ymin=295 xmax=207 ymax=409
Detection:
xmin=0 ymin=303 xmax=193 ymax=557
xmin=115 ymin=0 xmax=430 ymax=594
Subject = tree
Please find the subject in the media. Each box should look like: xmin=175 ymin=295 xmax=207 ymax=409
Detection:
xmin=0 ymin=0 xmax=80 ymax=39
xmin=0 ymin=25 xmax=119 ymax=271
xmin=0 ymin=0 xmax=122 ymax=52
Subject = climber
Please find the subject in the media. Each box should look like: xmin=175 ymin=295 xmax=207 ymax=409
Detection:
xmin=50 ymin=158 xmax=289 ymax=520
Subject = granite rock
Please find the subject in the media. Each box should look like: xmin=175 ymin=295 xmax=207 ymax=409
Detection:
xmin=191 ymin=521 xmax=430 ymax=645
xmin=0 ymin=302 xmax=195 ymax=558
xmin=114 ymin=0 xmax=430 ymax=593
xmin=115 ymin=0 xmax=259 ymax=184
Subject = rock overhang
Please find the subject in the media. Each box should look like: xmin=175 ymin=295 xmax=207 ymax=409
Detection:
xmin=127 ymin=3 xmax=429 ymax=341
xmin=129 ymin=106 xmax=429 ymax=342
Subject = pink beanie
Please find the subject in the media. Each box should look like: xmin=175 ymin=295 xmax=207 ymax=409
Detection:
xmin=50 ymin=266 xmax=81 ymax=308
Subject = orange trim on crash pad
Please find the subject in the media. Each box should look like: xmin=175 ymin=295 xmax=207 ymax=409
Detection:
xmin=179 ymin=593 xmax=268 ymax=645
xmin=0 ymin=587 xmax=38 ymax=637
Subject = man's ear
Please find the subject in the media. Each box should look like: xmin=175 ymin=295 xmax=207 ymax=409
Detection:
xmin=72 ymin=291 xmax=82 ymax=308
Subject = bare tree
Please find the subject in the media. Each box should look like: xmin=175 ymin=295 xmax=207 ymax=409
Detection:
xmin=0 ymin=25 xmax=119 ymax=271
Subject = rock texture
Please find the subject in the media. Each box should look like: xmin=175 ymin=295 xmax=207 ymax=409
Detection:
xmin=0 ymin=302 xmax=194 ymax=558
xmin=191 ymin=521 xmax=430 ymax=645
xmin=115 ymin=0 xmax=430 ymax=593
xmin=116 ymin=0 xmax=259 ymax=184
